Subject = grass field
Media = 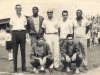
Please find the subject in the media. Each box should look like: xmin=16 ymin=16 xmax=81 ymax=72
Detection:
xmin=0 ymin=43 xmax=100 ymax=75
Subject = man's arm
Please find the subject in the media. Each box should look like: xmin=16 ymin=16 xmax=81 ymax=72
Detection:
xmin=30 ymin=44 xmax=39 ymax=59
xmin=45 ymin=43 xmax=52 ymax=58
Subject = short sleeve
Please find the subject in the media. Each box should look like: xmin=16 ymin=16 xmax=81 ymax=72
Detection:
xmin=86 ymin=19 xmax=90 ymax=26
xmin=9 ymin=17 xmax=14 ymax=25
xmin=42 ymin=20 xmax=46 ymax=28
xmin=24 ymin=16 xmax=27 ymax=25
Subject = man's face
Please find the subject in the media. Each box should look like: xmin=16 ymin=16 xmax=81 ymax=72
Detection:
xmin=62 ymin=12 xmax=68 ymax=20
xmin=47 ymin=11 xmax=53 ymax=18
xmin=15 ymin=6 xmax=22 ymax=14
xmin=32 ymin=7 xmax=38 ymax=15
xmin=76 ymin=10 xmax=82 ymax=17
xmin=67 ymin=37 xmax=73 ymax=44
xmin=38 ymin=38 xmax=44 ymax=45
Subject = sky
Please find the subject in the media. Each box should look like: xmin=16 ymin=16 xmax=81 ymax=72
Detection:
xmin=0 ymin=0 xmax=100 ymax=19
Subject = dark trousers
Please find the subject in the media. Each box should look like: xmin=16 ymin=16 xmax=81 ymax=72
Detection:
xmin=12 ymin=30 xmax=26 ymax=71
xmin=61 ymin=54 xmax=83 ymax=69
xmin=30 ymin=58 xmax=54 ymax=69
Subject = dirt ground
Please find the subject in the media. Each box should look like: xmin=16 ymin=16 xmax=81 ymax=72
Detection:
xmin=0 ymin=44 xmax=100 ymax=75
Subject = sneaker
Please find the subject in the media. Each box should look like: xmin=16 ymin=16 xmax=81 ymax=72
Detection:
xmin=75 ymin=68 xmax=80 ymax=74
xmin=32 ymin=68 xmax=36 ymax=73
xmin=67 ymin=67 xmax=71 ymax=72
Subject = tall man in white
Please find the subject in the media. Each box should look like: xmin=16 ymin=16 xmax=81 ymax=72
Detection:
xmin=42 ymin=9 xmax=59 ymax=71
xmin=10 ymin=4 xmax=27 ymax=72
xmin=59 ymin=10 xmax=73 ymax=48
xmin=72 ymin=9 xmax=90 ymax=70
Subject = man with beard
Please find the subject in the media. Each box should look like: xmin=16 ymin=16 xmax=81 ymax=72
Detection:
xmin=27 ymin=6 xmax=44 ymax=46
xmin=72 ymin=9 xmax=90 ymax=70
xmin=30 ymin=35 xmax=53 ymax=73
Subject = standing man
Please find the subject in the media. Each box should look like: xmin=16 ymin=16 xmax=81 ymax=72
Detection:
xmin=27 ymin=6 xmax=44 ymax=46
xmin=59 ymin=10 xmax=73 ymax=48
xmin=72 ymin=9 xmax=90 ymax=70
xmin=10 ymin=4 xmax=27 ymax=72
xmin=42 ymin=9 xmax=59 ymax=71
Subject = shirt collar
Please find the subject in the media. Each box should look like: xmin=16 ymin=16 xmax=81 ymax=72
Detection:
xmin=47 ymin=18 xmax=56 ymax=21
xmin=15 ymin=14 xmax=24 ymax=18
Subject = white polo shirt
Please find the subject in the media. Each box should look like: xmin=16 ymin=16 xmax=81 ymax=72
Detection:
xmin=42 ymin=18 xmax=59 ymax=33
xmin=59 ymin=19 xmax=73 ymax=39
xmin=72 ymin=18 xmax=89 ymax=38
xmin=10 ymin=14 xmax=27 ymax=30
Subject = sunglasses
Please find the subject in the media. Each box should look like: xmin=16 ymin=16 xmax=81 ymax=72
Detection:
xmin=47 ymin=12 xmax=52 ymax=13
xmin=67 ymin=39 xmax=72 ymax=40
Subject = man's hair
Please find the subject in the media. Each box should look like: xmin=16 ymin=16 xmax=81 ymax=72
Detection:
xmin=62 ymin=10 xmax=68 ymax=15
xmin=66 ymin=34 xmax=73 ymax=39
xmin=32 ymin=6 xmax=39 ymax=11
xmin=36 ymin=35 xmax=44 ymax=40
xmin=76 ymin=9 xmax=82 ymax=14
xmin=15 ymin=4 xmax=21 ymax=8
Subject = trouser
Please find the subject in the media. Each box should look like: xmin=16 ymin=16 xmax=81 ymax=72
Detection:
xmin=30 ymin=58 xmax=54 ymax=69
xmin=61 ymin=54 xmax=83 ymax=69
xmin=44 ymin=34 xmax=59 ymax=68
xmin=74 ymin=37 xmax=87 ymax=66
xmin=30 ymin=34 xmax=43 ymax=46
xmin=12 ymin=30 xmax=26 ymax=71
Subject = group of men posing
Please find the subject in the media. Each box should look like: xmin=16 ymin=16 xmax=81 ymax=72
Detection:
xmin=9 ymin=4 xmax=90 ymax=74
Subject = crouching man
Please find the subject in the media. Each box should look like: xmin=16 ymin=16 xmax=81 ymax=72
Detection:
xmin=61 ymin=34 xmax=83 ymax=74
xmin=30 ymin=35 xmax=53 ymax=73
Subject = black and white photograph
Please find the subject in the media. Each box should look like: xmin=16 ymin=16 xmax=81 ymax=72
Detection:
xmin=0 ymin=0 xmax=100 ymax=75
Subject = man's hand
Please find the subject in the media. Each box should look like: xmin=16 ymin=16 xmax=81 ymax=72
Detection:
xmin=46 ymin=54 xmax=52 ymax=58
xmin=43 ymin=57 xmax=46 ymax=64
xmin=71 ymin=53 xmax=76 ymax=61
xmin=37 ymin=58 xmax=44 ymax=66
xmin=66 ymin=55 xmax=71 ymax=63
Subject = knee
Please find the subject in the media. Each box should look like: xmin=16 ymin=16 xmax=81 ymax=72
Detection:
xmin=30 ymin=60 xmax=35 ymax=64
xmin=77 ymin=54 xmax=83 ymax=61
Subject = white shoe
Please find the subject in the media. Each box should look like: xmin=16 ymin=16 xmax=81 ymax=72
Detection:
xmin=67 ymin=67 xmax=71 ymax=72
xmin=40 ymin=66 xmax=45 ymax=71
xmin=75 ymin=68 xmax=80 ymax=74
xmin=9 ymin=53 xmax=13 ymax=61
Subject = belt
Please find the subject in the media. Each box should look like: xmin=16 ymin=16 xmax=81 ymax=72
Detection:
xmin=46 ymin=33 xmax=58 ymax=34
xmin=75 ymin=37 xmax=83 ymax=38
xmin=12 ymin=30 xmax=26 ymax=31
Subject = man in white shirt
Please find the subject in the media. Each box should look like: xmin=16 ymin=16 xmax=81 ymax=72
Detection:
xmin=9 ymin=4 xmax=27 ymax=72
xmin=72 ymin=9 xmax=90 ymax=70
xmin=42 ymin=9 xmax=59 ymax=71
xmin=59 ymin=10 xmax=73 ymax=49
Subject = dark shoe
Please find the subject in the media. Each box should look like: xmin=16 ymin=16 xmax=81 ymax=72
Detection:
xmin=22 ymin=68 xmax=27 ymax=71
xmin=61 ymin=68 xmax=66 ymax=72
xmin=55 ymin=68 xmax=60 ymax=71
xmin=49 ymin=68 xmax=53 ymax=72
xmin=83 ymin=66 xmax=88 ymax=70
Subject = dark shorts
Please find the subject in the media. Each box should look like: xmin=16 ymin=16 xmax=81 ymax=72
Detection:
xmin=6 ymin=41 xmax=12 ymax=50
